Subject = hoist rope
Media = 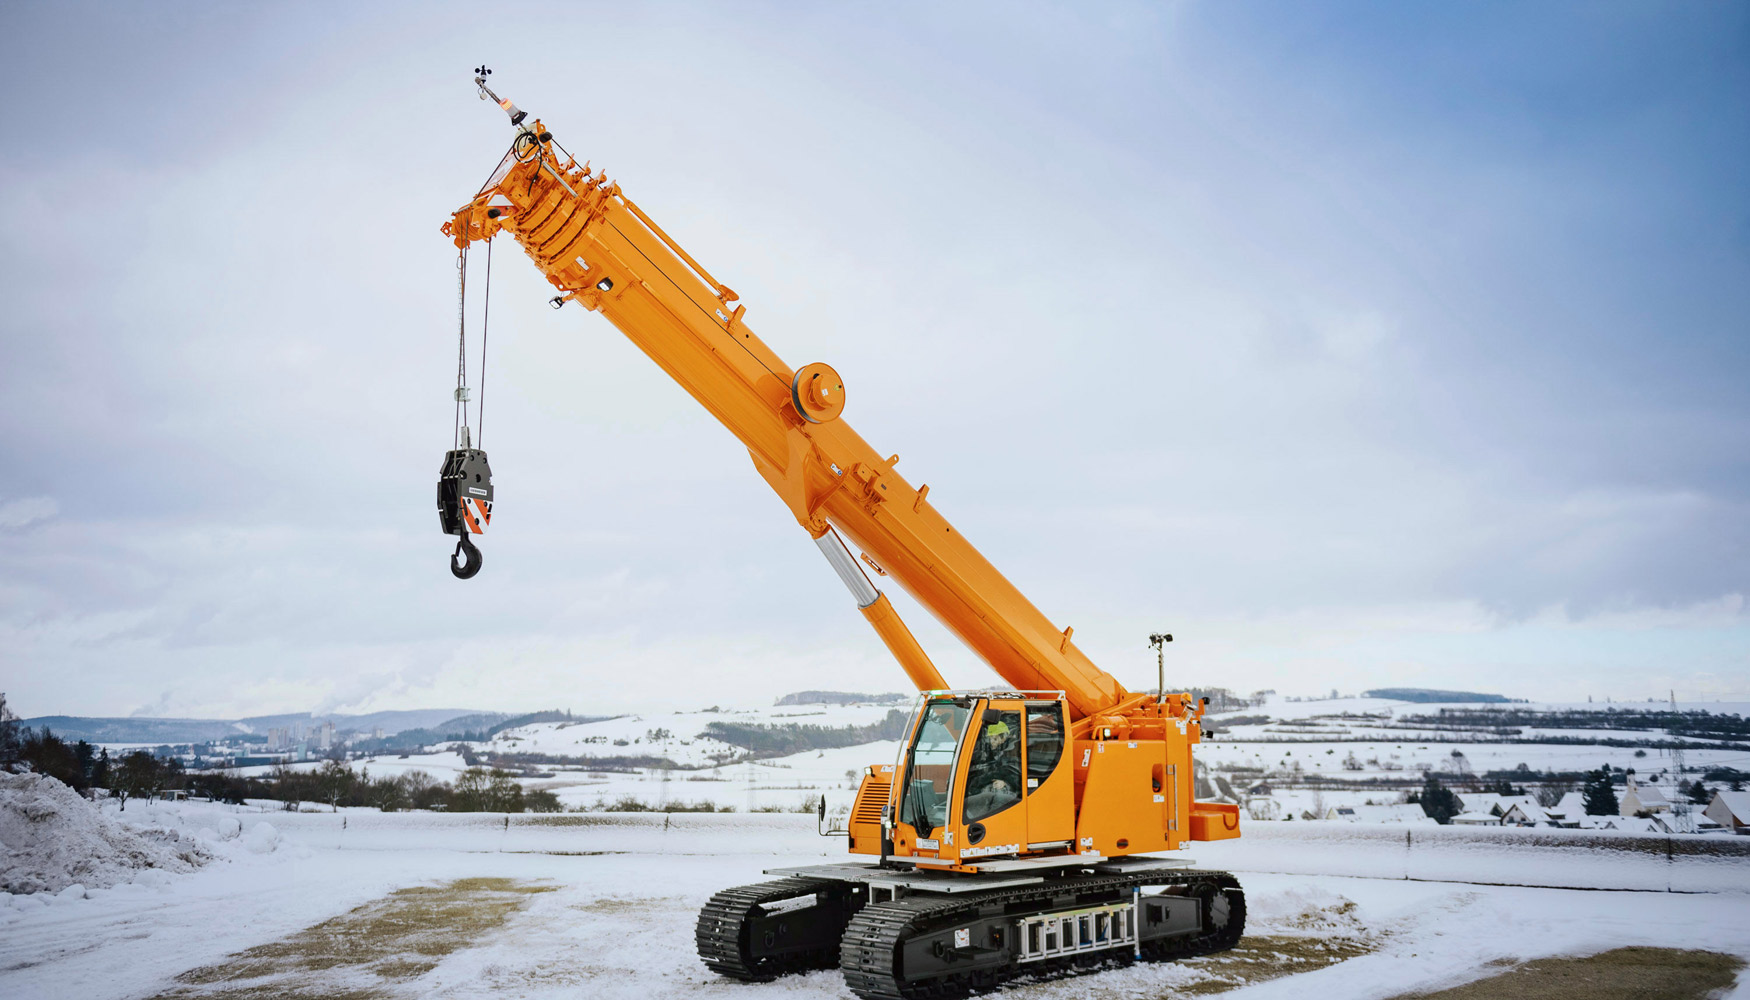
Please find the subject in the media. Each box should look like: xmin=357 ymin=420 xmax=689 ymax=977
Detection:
xmin=454 ymin=245 xmax=469 ymax=450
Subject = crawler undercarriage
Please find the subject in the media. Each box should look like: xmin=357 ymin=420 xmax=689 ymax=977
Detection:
xmin=696 ymin=856 xmax=1245 ymax=999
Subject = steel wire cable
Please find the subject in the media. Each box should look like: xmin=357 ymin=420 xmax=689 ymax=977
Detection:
xmin=454 ymin=245 xmax=469 ymax=449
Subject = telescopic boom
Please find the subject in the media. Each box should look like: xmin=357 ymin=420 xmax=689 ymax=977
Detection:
xmin=445 ymin=77 xmax=1129 ymax=722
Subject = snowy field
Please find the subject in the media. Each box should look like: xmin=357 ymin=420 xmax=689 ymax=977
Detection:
xmin=3 ymin=799 xmax=1748 ymax=1000
xmin=211 ymin=693 xmax=1750 ymax=822
xmin=238 ymin=742 xmax=899 ymax=814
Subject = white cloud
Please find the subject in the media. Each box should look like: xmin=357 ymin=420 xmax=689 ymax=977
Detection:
xmin=0 ymin=3 xmax=1742 ymax=717
xmin=0 ymin=496 xmax=57 ymax=530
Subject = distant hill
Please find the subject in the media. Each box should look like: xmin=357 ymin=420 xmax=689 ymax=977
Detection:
xmin=703 ymin=709 xmax=911 ymax=756
xmin=18 ymin=708 xmax=493 ymax=745
xmin=1363 ymin=688 xmax=1514 ymax=704
xmin=18 ymin=716 xmax=247 ymax=744
xmin=775 ymin=691 xmax=909 ymax=707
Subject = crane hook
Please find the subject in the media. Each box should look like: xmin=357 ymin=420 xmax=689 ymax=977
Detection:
xmin=451 ymin=533 xmax=483 ymax=579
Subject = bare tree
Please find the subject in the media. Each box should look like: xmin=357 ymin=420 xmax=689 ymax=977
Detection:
xmin=318 ymin=760 xmax=355 ymax=813
xmin=1535 ymin=781 xmax=1574 ymax=808
xmin=486 ymin=769 xmax=524 ymax=812
xmin=0 ymin=692 xmax=20 ymax=770
xmin=374 ymin=774 xmax=409 ymax=813
xmin=453 ymin=767 xmax=490 ymax=811
xmin=116 ymin=751 xmax=158 ymax=812
xmin=1214 ymin=774 xmax=1239 ymax=802
xmin=401 ymin=769 xmax=445 ymax=811
xmin=272 ymin=764 xmax=301 ymax=812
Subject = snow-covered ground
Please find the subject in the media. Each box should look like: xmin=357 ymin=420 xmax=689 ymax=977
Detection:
xmin=2 ymin=800 xmax=1747 ymax=1000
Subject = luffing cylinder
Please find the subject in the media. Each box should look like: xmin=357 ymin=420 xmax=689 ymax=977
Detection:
xmin=813 ymin=528 xmax=879 ymax=608
xmin=857 ymin=593 xmax=948 ymax=692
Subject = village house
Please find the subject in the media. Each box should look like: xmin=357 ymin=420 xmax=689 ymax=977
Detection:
xmin=1449 ymin=810 xmax=1501 ymax=826
xmin=1541 ymin=791 xmax=1587 ymax=828
xmin=1499 ymin=800 xmax=1547 ymax=827
xmin=1703 ymin=790 xmax=1750 ymax=833
xmin=1591 ymin=814 xmax=1674 ymax=834
xmin=1449 ymin=792 xmax=1533 ymax=827
xmin=1492 ymin=795 xmax=1551 ymax=827
xmin=1621 ymin=775 xmax=1672 ymax=817
xmin=1325 ymin=804 xmax=1436 ymax=825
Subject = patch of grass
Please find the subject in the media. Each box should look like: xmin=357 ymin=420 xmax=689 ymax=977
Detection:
xmin=1058 ymin=931 xmax=1377 ymax=999
xmin=1172 ymin=933 xmax=1377 ymax=995
xmin=150 ymin=877 xmax=555 ymax=1000
xmin=569 ymin=895 xmax=671 ymax=915
xmin=1391 ymin=947 xmax=1745 ymax=1000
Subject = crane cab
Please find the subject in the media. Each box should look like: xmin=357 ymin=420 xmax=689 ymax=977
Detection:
xmin=846 ymin=690 xmax=1240 ymax=870
xmin=847 ymin=692 xmax=1075 ymax=869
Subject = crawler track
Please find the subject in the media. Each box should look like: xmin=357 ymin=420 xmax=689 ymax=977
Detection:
xmin=695 ymin=877 xmax=865 ymax=981
xmin=839 ymin=870 xmax=1245 ymax=1000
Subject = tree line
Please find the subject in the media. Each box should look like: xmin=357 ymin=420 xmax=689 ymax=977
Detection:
xmin=182 ymin=761 xmax=562 ymax=813
xmin=0 ymin=702 xmax=179 ymax=811
xmin=1 ymin=698 xmax=560 ymax=815
xmin=1402 ymin=708 xmax=1750 ymax=741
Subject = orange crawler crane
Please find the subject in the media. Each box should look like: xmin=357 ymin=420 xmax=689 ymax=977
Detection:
xmin=444 ymin=73 xmax=1243 ymax=999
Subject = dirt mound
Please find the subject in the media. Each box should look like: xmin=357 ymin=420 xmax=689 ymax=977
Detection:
xmin=0 ymin=771 xmax=211 ymax=894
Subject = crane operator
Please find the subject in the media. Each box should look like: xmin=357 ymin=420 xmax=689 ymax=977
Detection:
xmin=963 ymin=715 xmax=1022 ymax=820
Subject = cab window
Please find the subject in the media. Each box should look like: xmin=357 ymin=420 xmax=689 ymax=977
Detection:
xmin=963 ymin=710 xmax=1022 ymax=823
xmin=899 ymin=700 xmax=968 ymax=833
xmin=1025 ymin=704 xmax=1064 ymax=789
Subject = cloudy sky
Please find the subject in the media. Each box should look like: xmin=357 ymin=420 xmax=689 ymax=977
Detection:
xmin=2 ymin=2 xmax=1745 ymax=719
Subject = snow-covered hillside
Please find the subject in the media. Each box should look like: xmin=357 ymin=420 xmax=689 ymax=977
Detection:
xmin=1204 ymin=696 xmax=1748 ymax=784
xmin=471 ymin=702 xmax=903 ymax=765
xmin=226 ymin=693 xmax=1749 ymax=823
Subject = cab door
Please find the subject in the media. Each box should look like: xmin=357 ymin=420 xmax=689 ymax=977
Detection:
xmin=952 ymin=699 xmax=1028 ymax=858
xmin=892 ymin=698 xmax=972 ymax=855
xmin=1023 ymin=700 xmax=1074 ymax=848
